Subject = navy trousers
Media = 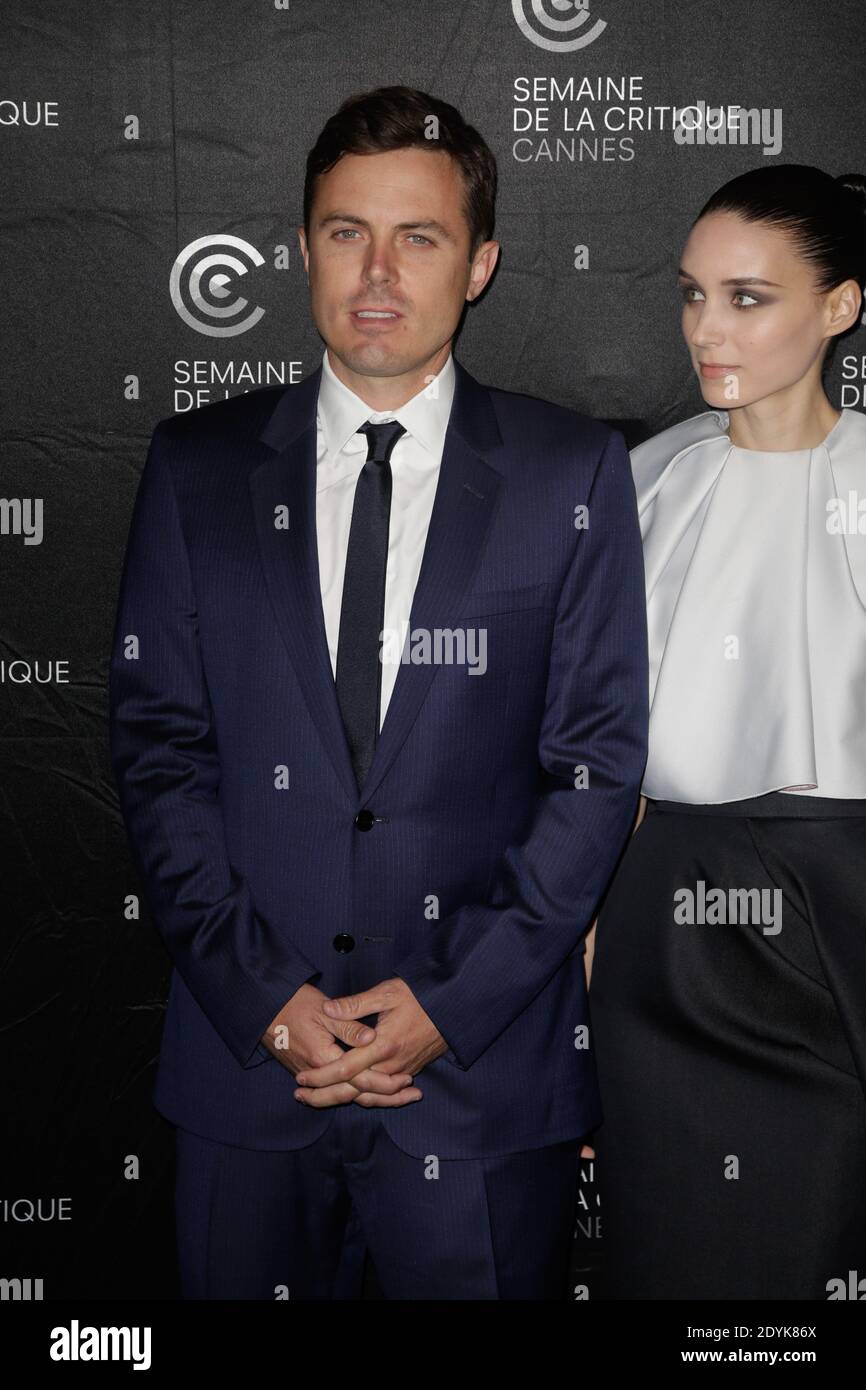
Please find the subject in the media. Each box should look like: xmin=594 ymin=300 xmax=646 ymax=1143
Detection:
xmin=174 ymin=1104 xmax=582 ymax=1300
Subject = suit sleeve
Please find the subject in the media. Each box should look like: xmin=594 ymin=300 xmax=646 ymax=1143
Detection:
xmin=393 ymin=427 xmax=649 ymax=1070
xmin=108 ymin=423 xmax=322 ymax=1070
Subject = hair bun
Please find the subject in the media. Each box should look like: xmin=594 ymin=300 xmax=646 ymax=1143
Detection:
xmin=836 ymin=173 xmax=866 ymax=215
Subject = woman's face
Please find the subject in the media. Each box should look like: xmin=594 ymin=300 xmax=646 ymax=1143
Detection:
xmin=679 ymin=210 xmax=837 ymax=409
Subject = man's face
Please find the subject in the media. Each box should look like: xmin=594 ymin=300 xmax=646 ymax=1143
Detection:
xmin=298 ymin=146 xmax=498 ymax=388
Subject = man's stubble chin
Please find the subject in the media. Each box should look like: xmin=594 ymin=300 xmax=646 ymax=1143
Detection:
xmin=329 ymin=339 xmax=417 ymax=380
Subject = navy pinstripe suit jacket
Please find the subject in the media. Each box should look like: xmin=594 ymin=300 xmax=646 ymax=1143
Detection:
xmin=109 ymin=357 xmax=648 ymax=1159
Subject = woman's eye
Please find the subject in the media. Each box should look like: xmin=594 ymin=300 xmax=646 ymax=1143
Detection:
xmin=679 ymin=286 xmax=760 ymax=308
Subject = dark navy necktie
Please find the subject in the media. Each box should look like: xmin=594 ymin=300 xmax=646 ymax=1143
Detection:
xmin=335 ymin=418 xmax=407 ymax=792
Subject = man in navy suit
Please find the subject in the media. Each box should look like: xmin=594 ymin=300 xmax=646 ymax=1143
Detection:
xmin=109 ymin=85 xmax=648 ymax=1300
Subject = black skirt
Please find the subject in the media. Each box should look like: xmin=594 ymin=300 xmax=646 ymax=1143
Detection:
xmin=589 ymin=792 xmax=866 ymax=1300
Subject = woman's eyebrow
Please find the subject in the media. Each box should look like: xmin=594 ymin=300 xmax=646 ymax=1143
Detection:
xmin=677 ymin=268 xmax=784 ymax=288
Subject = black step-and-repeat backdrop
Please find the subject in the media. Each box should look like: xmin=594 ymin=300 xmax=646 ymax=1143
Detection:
xmin=3 ymin=0 xmax=865 ymax=1303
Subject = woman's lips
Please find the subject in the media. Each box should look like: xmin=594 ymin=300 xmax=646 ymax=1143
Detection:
xmin=699 ymin=362 xmax=739 ymax=378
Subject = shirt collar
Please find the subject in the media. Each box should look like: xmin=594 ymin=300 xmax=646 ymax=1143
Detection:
xmin=317 ymin=345 xmax=456 ymax=460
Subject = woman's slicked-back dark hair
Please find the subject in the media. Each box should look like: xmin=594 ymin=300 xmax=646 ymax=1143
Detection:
xmin=694 ymin=163 xmax=866 ymax=365
xmin=303 ymin=85 xmax=498 ymax=260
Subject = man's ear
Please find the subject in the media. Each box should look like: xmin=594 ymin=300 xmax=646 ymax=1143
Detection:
xmin=297 ymin=226 xmax=310 ymax=275
xmin=466 ymin=239 xmax=499 ymax=303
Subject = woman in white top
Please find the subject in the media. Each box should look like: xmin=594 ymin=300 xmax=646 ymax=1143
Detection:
xmin=588 ymin=164 xmax=866 ymax=1299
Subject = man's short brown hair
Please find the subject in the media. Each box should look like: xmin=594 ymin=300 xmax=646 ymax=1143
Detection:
xmin=304 ymin=85 xmax=498 ymax=260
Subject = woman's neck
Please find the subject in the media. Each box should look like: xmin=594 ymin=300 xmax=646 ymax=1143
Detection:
xmin=725 ymin=387 xmax=841 ymax=452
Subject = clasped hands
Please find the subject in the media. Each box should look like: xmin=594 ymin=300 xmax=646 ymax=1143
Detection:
xmin=260 ymin=978 xmax=449 ymax=1107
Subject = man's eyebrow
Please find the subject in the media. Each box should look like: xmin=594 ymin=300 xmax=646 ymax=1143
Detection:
xmin=677 ymin=268 xmax=784 ymax=288
xmin=319 ymin=212 xmax=456 ymax=243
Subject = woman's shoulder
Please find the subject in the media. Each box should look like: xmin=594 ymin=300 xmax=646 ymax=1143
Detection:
xmin=630 ymin=410 xmax=731 ymax=508
xmin=632 ymin=405 xmax=866 ymax=465
xmin=832 ymin=406 xmax=866 ymax=455
xmin=630 ymin=409 xmax=730 ymax=467
xmin=826 ymin=411 xmax=866 ymax=605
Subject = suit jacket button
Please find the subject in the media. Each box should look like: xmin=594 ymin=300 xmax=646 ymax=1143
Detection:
xmin=354 ymin=809 xmax=376 ymax=831
xmin=332 ymin=933 xmax=355 ymax=953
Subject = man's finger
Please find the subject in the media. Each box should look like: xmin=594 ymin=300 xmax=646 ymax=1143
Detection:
xmin=293 ymin=1080 xmax=423 ymax=1108
xmin=322 ymin=989 xmax=387 ymax=1021
xmin=339 ymin=1068 xmax=414 ymax=1095
xmin=352 ymin=1087 xmax=423 ymax=1108
xmin=293 ymin=1081 xmax=361 ymax=1107
xmin=295 ymin=1067 xmax=412 ymax=1097
xmin=295 ymin=1038 xmax=400 ymax=1087
xmin=321 ymin=1015 xmax=377 ymax=1047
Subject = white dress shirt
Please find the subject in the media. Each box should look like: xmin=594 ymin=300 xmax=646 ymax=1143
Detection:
xmin=314 ymin=346 xmax=457 ymax=731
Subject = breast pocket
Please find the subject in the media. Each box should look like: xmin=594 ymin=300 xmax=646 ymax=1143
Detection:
xmin=460 ymin=581 xmax=556 ymax=619
xmin=458 ymin=582 xmax=557 ymax=680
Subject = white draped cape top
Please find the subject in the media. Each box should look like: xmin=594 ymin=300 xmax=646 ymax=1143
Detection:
xmin=632 ymin=406 xmax=866 ymax=802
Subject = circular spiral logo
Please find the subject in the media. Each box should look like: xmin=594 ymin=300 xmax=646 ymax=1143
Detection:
xmin=512 ymin=0 xmax=607 ymax=52
xmin=169 ymin=234 xmax=266 ymax=337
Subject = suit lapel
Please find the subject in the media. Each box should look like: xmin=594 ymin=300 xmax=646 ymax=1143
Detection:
xmin=249 ymin=357 xmax=504 ymax=806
